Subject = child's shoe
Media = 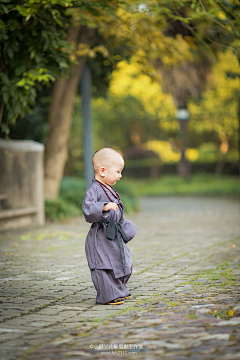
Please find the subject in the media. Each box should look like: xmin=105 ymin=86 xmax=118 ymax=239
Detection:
xmin=106 ymin=298 xmax=124 ymax=305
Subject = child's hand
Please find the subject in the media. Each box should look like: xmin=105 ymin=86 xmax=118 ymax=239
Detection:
xmin=103 ymin=202 xmax=118 ymax=212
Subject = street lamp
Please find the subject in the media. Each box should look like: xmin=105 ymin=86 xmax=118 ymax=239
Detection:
xmin=176 ymin=108 xmax=190 ymax=121
xmin=176 ymin=107 xmax=190 ymax=177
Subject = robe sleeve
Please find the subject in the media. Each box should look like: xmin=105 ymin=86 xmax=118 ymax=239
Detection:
xmin=82 ymin=186 xmax=112 ymax=223
xmin=120 ymin=215 xmax=138 ymax=242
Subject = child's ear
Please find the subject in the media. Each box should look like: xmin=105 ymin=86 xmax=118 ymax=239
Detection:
xmin=99 ymin=167 xmax=106 ymax=177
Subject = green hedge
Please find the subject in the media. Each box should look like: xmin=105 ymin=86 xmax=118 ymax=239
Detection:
xmin=60 ymin=176 xmax=86 ymax=209
xmin=45 ymin=177 xmax=139 ymax=221
xmin=45 ymin=198 xmax=81 ymax=222
xmin=123 ymin=174 xmax=240 ymax=196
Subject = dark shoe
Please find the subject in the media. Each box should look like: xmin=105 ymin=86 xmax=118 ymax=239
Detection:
xmin=123 ymin=293 xmax=131 ymax=299
xmin=106 ymin=298 xmax=124 ymax=305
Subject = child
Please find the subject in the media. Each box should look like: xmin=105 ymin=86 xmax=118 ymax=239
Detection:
xmin=82 ymin=148 xmax=138 ymax=305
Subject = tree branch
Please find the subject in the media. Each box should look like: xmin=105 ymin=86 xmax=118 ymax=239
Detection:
xmin=199 ymin=0 xmax=226 ymax=30
xmin=0 ymin=98 xmax=4 ymax=125
xmin=216 ymin=1 xmax=237 ymax=32
xmin=174 ymin=10 xmax=216 ymax=57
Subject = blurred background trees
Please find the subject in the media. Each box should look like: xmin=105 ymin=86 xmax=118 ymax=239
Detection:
xmin=66 ymin=51 xmax=239 ymax=177
xmin=1 ymin=0 xmax=239 ymax=207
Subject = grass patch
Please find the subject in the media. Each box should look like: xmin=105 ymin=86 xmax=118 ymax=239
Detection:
xmin=121 ymin=173 xmax=240 ymax=196
xmin=186 ymin=313 xmax=197 ymax=320
xmin=211 ymin=309 xmax=232 ymax=320
xmin=190 ymin=255 xmax=240 ymax=290
xmin=167 ymin=301 xmax=180 ymax=307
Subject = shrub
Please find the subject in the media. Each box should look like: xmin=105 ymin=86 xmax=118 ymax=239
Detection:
xmin=59 ymin=177 xmax=86 ymax=209
xmin=45 ymin=198 xmax=81 ymax=222
xmin=45 ymin=177 xmax=139 ymax=221
xmin=114 ymin=181 xmax=139 ymax=213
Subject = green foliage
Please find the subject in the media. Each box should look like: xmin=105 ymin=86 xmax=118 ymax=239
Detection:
xmin=7 ymin=88 xmax=51 ymax=143
xmin=189 ymin=0 xmax=240 ymax=51
xmin=211 ymin=310 xmax=232 ymax=320
xmin=122 ymin=174 xmax=240 ymax=196
xmin=114 ymin=181 xmax=139 ymax=214
xmin=59 ymin=177 xmax=86 ymax=210
xmin=88 ymin=33 xmax=131 ymax=98
xmin=1 ymin=0 xmax=239 ymax=132
xmin=61 ymin=176 xmax=139 ymax=214
xmin=197 ymin=142 xmax=219 ymax=162
xmin=150 ymin=0 xmax=240 ymax=59
xmin=60 ymin=177 xmax=138 ymax=214
xmin=65 ymin=94 xmax=169 ymax=175
xmin=45 ymin=197 xmax=81 ymax=222
xmin=93 ymin=95 xmax=163 ymax=151
xmin=0 ymin=0 xmax=130 ymax=132
xmin=0 ymin=0 xmax=75 ymax=128
xmin=46 ymin=176 xmax=139 ymax=221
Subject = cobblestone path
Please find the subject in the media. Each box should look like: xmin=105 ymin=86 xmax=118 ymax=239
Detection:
xmin=0 ymin=197 xmax=239 ymax=360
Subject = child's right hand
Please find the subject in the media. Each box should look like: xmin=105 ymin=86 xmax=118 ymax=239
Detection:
xmin=103 ymin=202 xmax=118 ymax=212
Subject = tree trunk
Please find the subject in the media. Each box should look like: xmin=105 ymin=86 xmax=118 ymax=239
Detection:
xmin=177 ymin=118 xmax=191 ymax=178
xmin=238 ymin=90 xmax=240 ymax=176
xmin=44 ymin=26 xmax=95 ymax=199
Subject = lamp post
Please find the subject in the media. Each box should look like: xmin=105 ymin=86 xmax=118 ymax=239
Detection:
xmin=176 ymin=107 xmax=190 ymax=177
xmin=80 ymin=64 xmax=94 ymax=190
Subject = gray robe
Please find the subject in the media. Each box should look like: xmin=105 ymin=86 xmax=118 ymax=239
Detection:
xmin=82 ymin=178 xmax=138 ymax=279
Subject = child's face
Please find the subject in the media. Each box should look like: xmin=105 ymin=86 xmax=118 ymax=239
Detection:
xmin=101 ymin=158 xmax=124 ymax=186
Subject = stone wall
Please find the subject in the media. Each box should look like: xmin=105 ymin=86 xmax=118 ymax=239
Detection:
xmin=0 ymin=139 xmax=45 ymax=230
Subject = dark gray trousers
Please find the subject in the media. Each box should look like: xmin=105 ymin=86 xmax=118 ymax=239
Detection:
xmin=90 ymin=268 xmax=132 ymax=304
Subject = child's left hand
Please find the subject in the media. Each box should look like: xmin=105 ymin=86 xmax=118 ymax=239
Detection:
xmin=103 ymin=202 xmax=118 ymax=212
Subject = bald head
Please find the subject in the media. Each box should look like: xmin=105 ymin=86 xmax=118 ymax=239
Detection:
xmin=92 ymin=148 xmax=124 ymax=173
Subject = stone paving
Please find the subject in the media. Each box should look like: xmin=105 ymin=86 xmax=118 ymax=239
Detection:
xmin=0 ymin=196 xmax=239 ymax=360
